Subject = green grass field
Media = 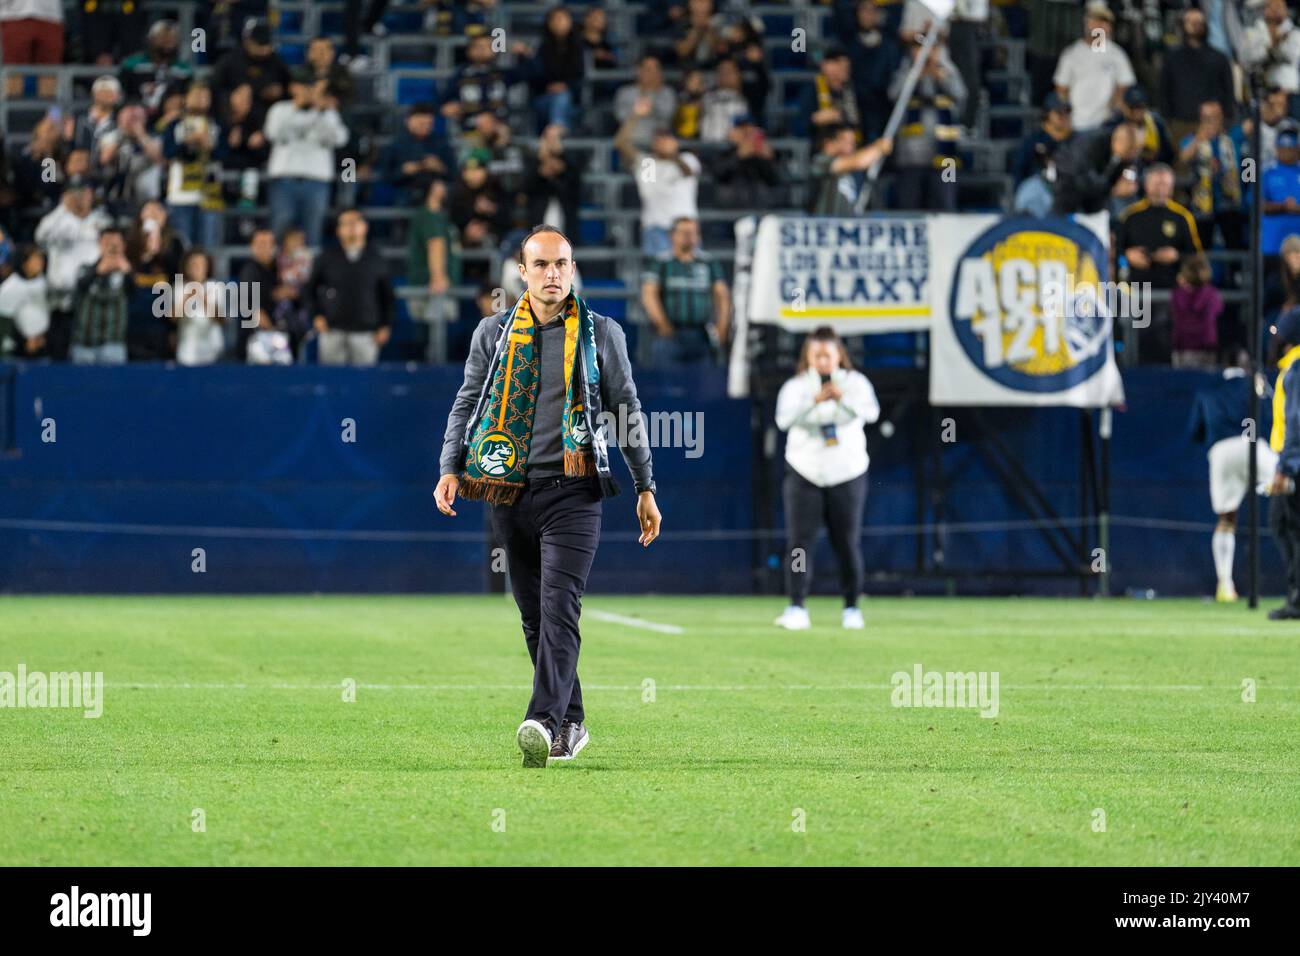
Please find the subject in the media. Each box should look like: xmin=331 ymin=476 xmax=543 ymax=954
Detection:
xmin=1 ymin=594 xmax=1298 ymax=866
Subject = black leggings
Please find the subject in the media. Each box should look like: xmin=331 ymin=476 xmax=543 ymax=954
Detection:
xmin=783 ymin=467 xmax=867 ymax=608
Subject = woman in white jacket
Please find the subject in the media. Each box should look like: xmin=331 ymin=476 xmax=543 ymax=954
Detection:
xmin=172 ymin=248 xmax=226 ymax=366
xmin=0 ymin=246 xmax=50 ymax=357
xmin=774 ymin=326 xmax=880 ymax=630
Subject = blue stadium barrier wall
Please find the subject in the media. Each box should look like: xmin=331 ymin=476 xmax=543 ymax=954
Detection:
xmin=0 ymin=362 xmax=1282 ymax=596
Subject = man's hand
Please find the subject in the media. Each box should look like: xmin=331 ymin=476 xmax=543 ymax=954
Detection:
xmin=637 ymin=491 xmax=661 ymax=547
xmin=374 ymin=326 xmax=391 ymax=346
xmin=1271 ymin=471 xmax=1292 ymax=497
xmin=1152 ymin=246 xmax=1180 ymax=264
xmin=314 ymin=315 xmax=328 ymax=333
xmin=434 ymin=474 xmax=459 ymax=516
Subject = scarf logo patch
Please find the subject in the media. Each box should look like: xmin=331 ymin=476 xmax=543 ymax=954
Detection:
xmin=475 ymin=431 xmax=518 ymax=477
xmin=569 ymin=403 xmax=590 ymax=445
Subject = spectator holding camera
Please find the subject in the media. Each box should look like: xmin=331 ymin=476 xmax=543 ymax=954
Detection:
xmin=125 ymin=200 xmax=186 ymax=361
xmin=162 ymin=82 xmax=225 ymax=251
xmin=264 ymin=67 xmax=350 ymax=248
xmin=69 ymin=226 xmax=133 ymax=365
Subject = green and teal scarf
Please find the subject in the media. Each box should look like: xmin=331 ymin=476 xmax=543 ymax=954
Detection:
xmin=458 ymin=291 xmax=599 ymax=504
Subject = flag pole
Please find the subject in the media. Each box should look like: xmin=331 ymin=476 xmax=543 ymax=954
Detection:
xmin=854 ymin=18 xmax=948 ymax=214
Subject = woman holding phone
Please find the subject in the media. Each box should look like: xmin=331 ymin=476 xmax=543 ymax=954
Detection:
xmin=774 ymin=326 xmax=880 ymax=630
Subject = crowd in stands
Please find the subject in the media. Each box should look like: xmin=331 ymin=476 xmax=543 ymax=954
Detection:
xmin=2 ymin=1 xmax=1300 ymax=369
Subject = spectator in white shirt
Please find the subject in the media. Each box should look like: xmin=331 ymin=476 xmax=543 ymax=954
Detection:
xmin=264 ymin=67 xmax=350 ymax=249
xmin=1054 ymin=2 xmax=1136 ymax=131
xmin=172 ymin=247 xmax=226 ymax=366
xmin=1241 ymin=0 xmax=1300 ymax=95
xmin=615 ymin=96 xmax=701 ymax=256
xmin=773 ymin=326 xmax=880 ymax=632
xmin=0 ymin=245 xmax=50 ymax=357
xmin=34 ymin=178 xmax=110 ymax=359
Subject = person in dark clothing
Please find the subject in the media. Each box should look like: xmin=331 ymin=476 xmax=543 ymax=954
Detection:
xmin=236 ymin=227 xmax=297 ymax=360
xmin=124 ymin=200 xmax=186 ymax=361
xmin=526 ymin=6 xmax=584 ymax=132
xmin=521 ymin=123 xmax=583 ymax=237
xmin=305 ymin=36 xmax=355 ymax=108
xmin=714 ymin=114 xmax=781 ymax=208
xmin=79 ymin=0 xmax=147 ymax=66
xmin=1267 ymin=308 xmax=1300 ymax=619
xmin=1052 ymin=121 xmax=1143 ymax=215
xmin=440 ymin=31 xmax=525 ymax=133
xmin=304 ymin=209 xmax=394 ymax=366
xmin=835 ymin=0 xmax=902 ymax=142
xmin=379 ymin=103 xmax=454 ymax=206
xmin=1161 ymin=6 xmax=1237 ymax=146
xmin=1013 ymin=91 xmax=1074 ymax=186
xmin=449 ymin=150 xmax=511 ymax=251
xmin=796 ymin=46 xmax=862 ymax=149
xmin=222 ymin=83 xmax=270 ymax=207
xmin=1115 ymin=163 xmax=1203 ymax=289
xmin=342 ymin=0 xmax=390 ymax=61
xmin=434 ymin=225 xmax=661 ymax=767
xmin=210 ymin=19 xmax=291 ymax=116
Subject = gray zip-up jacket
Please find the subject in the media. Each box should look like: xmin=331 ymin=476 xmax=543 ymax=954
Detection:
xmin=439 ymin=308 xmax=657 ymax=496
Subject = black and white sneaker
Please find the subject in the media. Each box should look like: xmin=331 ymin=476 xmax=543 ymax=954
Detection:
xmin=548 ymin=721 xmax=589 ymax=761
xmin=516 ymin=719 xmax=553 ymax=768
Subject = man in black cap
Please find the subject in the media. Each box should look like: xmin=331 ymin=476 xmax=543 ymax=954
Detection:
xmin=211 ymin=18 xmax=291 ymax=113
xmin=1266 ymin=308 xmax=1300 ymax=619
xmin=1013 ymin=91 xmax=1074 ymax=186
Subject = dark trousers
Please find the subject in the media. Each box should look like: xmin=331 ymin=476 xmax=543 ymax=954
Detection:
xmin=489 ymin=475 xmax=602 ymax=731
xmin=344 ymin=0 xmax=390 ymax=55
xmin=784 ymin=467 xmax=867 ymax=608
xmin=1270 ymin=488 xmax=1300 ymax=609
xmin=894 ymin=166 xmax=958 ymax=212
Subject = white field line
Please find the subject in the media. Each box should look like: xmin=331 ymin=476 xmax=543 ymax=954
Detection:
xmin=101 ymin=682 xmax=1300 ymax=692
xmin=584 ymin=609 xmax=684 ymax=634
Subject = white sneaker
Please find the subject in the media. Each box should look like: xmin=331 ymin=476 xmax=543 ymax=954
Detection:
xmin=516 ymin=719 xmax=552 ymax=768
xmin=774 ymin=605 xmax=811 ymax=630
xmin=842 ymin=607 xmax=865 ymax=629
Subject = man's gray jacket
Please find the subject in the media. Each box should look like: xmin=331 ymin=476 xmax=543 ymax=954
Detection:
xmin=439 ymin=307 xmax=657 ymax=497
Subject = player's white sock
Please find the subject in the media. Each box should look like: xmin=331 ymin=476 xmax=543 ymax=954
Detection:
xmin=1212 ymin=529 xmax=1235 ymax=586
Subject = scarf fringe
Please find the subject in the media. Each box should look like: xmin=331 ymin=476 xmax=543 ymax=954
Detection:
xmin=458 ymin=475 xmax=523 ymax=505
xmin=564 ymin=448 xmax=597 ymax=477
